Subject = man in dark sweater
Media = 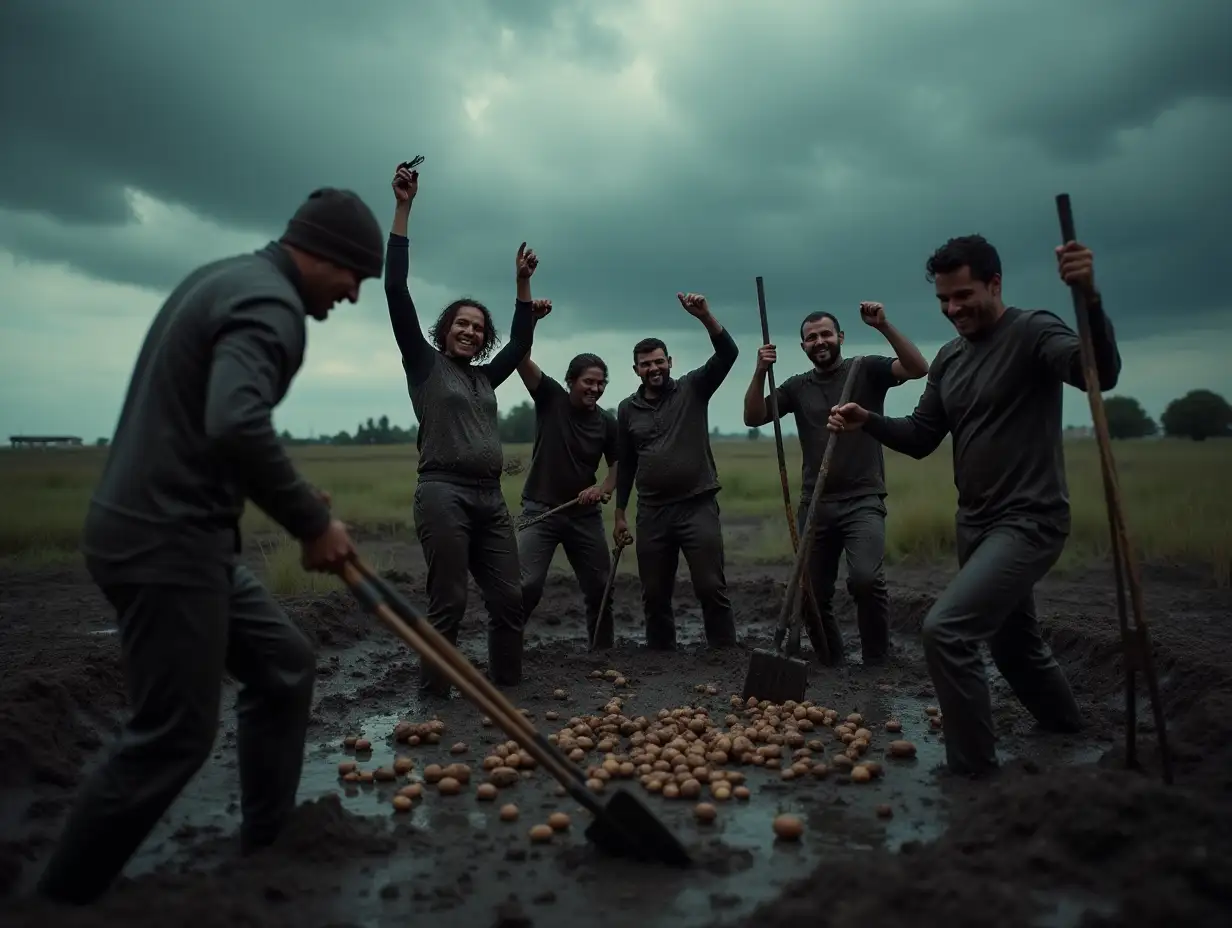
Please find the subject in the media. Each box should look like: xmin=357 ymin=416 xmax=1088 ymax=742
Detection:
xmin=383 ymin=164 xmax=538 ymax=694
xmin=828 ymin=234 xmax=1120 ymax=777
xmin=37 ymin=188 xmax=381 ymax=905
xmin=743 ymin=302 xmax=928 ymax=665
xmin=614 ymin=292 xmax=740 ymax=649
xmin=515 ymin=313 xmax=620 ymax=648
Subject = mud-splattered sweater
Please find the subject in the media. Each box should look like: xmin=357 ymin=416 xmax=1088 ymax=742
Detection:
xmin=384 ymin=233 xmax=534 ymax=483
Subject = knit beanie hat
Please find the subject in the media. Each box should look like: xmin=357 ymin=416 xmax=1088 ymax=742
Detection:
xmin=280 ymin=188 xmax=384 ymax=279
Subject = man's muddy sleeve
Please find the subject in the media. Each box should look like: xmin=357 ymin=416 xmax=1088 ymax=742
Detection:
xmin=615 ymin=402 xmax=638 ymax=509
xmin=1030 ymin=300 xmax=1121 ymax=392
xmin=689 ymin=327 xmax=740 ymax=398
xmin=204 ymin=300 xmax=331 ymax=541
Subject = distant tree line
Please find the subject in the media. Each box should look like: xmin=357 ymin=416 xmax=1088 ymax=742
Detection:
xmin=245 ymin=390 xmax=1230 ymax=447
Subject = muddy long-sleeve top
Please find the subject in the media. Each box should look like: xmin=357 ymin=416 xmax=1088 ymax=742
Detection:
xmin=81 ymin=243 xmax=332 ymax=587
xmin=384 ymin=233 xmax=534 ymax=482
xmin=615 ymin=328 xmax=740 ymax=509
xmin=862 ymin=301 xmax=1121 ymax=534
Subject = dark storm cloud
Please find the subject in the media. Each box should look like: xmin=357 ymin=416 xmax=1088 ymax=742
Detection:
xmin=1 ymin=0 xmax=1229 ymax=347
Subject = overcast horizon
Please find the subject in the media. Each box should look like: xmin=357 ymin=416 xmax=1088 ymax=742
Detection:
xmin=2 ymin=0 xmax=1229 ymax=443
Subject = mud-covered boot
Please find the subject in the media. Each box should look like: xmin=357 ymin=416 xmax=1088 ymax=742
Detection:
xmin=487 ymin=626 xmax=524 ymax=686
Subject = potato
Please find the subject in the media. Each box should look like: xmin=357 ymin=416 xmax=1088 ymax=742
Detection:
xmin=337 ymin=761 xmax=357 ymax=775
xmin=423 ymin=764 xmax=444 ymax=783
xmin=925 ymin=706 xmax=940 ymax=717
xmin=398 ymin=783 xmax=423 ymax=800
xmin=476 ymin=783 xmax=498 ymax=801
xmin=876 ymin=803 xmax=893 ymax=819
xmin=712 ymin=785 xmax=732 ymax=801
xmin=499 ymin=803 xmax=519 ymax=821
xmin=438 ymin=776 xmax=461 ymax=795
xmin=887 ymin=740 xmax=917 ymax=759
xmin=884 ymin=719 xmax=902 ymax=733
xmin=547 ymin=812 xmax=571 ymax=831
xmin=392 ymin=795 xmax=413 ymax=812
xmin=488 ymin=766 xmax=520 ymax=787
xmin=850 ymin=765 xmax=872 ymax=783
xmin=694 ymin=802 xmax=717 ymax=823
xmin=773 ymin=814 xmax=804 ymax=840
xmin=450 ymin=742 xmax=468 ymax=755
xmin=529 ymin=824 xmax=554 ymax=843
xmin=733 ymin=785 xmax=751 ymax=801
xmin=585 ymin=777 xmax=605 ymax=792
xmin=393 ymin=756 xmax=414 ymax=775
xmin=354 ymin=738 xmax=372 ymax=752
xmin=343 ymin=736 xmax=359 ymax=749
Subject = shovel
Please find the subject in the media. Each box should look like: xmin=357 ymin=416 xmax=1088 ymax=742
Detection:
xmin=1055 ymin=194 xmax=1172 ymax=785
xmin=517 ymin=493 xmax=611 ymax=532
xmin=340 ymin=557 xmax=692 ymax=867
xmin=589 ymin=540 xmax=628 ymax=651
xmin=741 ymin=356 xmax=865 ymax=704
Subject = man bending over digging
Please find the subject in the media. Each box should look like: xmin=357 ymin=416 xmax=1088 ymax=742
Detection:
xmin=827 ymin=233 xmax=1121 ymax=777
xmin=38 ymin=187 xmax=377 ymax=904
xmin=515 ymin=313 xmax=621 ymax=648
xmin=743 ymin=302 xmax=928 ymax=666
xmin=614 ymin=292 xmax=741 ymax=650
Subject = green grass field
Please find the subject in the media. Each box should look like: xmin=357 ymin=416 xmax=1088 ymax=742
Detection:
xmin=2 ymin=439 xmax=1228 ymax=593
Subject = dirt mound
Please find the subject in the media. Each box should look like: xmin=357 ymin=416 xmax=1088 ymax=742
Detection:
xmin=286 ymin=591 xmax=373 ymax=647
xmin=731 ymin=764 xmax=1232 ymax=928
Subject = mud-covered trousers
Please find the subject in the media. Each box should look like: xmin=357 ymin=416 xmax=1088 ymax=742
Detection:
xmin=37 ymin=563 xmax=315 ymax=905
xmin=922 ymin=518 xmax=1083 ymax=776
xmin=796 ymin=494 xmax=891 ymax=665
xmin=518 ymin=501 xmax=615 ymax=649
xmin=413 ymin=477 xmax=525 ymax=695
xmin=634 ymin=492 xmax=738 ymax=649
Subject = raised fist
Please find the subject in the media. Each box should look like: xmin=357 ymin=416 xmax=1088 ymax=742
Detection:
xmin=516 ymin=243 xmax=539 ymax=279
xmin=531 ymin=298 xmax=552 ymax=320
xmin=677 ymin=292 xmax=709 ymax=318
xmin=859 ymin=302 xmax=886 ymax=328
xmin=392 ymin=163 xmax=419 ymax=203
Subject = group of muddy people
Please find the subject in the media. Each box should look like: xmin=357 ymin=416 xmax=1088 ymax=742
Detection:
xmin=31 ymin=163 xmax=1120 ymax=906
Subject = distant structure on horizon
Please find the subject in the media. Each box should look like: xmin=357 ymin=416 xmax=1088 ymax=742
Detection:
xmin=8 ymin=435 xmax=85 ymax=449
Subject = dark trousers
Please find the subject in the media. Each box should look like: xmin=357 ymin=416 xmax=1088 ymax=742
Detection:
xmin=921 ymin=519 xmax=1083 ymax=776
xmin=796 ymin=495 xmax=891 ymax=664
xmin=413 ymin=479 xmax=524 ymax=694
xmin=37 ymin=564 xmax=315 ymax=905
xmin=518 ymin=501 xmax=614 ymax=649
xmin=634 ymin=493 xmax=737 ymax=649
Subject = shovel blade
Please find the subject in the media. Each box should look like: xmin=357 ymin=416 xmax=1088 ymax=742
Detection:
xmin=582 ymin=788 xmax=692 ymax=868
xmin=741 ymin=646 xmax=809 ymax=704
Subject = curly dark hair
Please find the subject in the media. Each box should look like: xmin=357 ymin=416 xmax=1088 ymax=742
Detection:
xmin=925 ymin=235 xmax=1002 ymax=285
xmin=799 ymin=311 xmax=842 ymax=339
xmin=565 ymin=353 xmax=609 ymax=384
xmin=430 ymin=298 xmax=501 ymax=363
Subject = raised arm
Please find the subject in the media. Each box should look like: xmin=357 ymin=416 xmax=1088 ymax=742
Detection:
xmin=204 ymin=300 xmax=331 ymax=542
xmin=859 ymin=302 xmax=929 ymax=381
xmin=1032 ymin=240 xmax=1120 ymax=391
xmin=678 ymin=292 xmax=739 ymax=398
xmin=743 ymin=344 xmax=792 ymax=426
xmin=481 ymin=243 xmax=541 ymax=388
xmin=514 ymin=300 xmax=554 ymax=394
xmin=613 ymin=402 xmax=638 ymax=544
xmin=384 ymin=165 xmax=435 ymax=385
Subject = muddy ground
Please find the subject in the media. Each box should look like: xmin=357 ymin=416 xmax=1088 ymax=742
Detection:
xmin=0 ymin=538 xmax=1229 ymax=928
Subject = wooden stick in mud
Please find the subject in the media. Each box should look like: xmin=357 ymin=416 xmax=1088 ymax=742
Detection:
xmin=756 ymin=277 xmax=828 ymax=663
xmin=1055 ymin=193 xmax=1172 ymax=785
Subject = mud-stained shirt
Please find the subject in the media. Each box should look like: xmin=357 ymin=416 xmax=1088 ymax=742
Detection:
xmin=615 ymin=328 xmax=740 ymax=509
xmin=81 ymin=242 xmax=332 ymax=587
xmin=521 ymin=374 xmax=618 ymax=508
xmin=774 ymin=354 xmax=903 ymax=502
xmin=384 ymin=233 xmax=534 ymax=483
xmin=864 ymin=304 xmax=1121 ymax=532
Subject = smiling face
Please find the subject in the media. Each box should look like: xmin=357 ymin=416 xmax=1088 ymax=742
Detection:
xmin=634 ymin=347 xmax=672 ymax=391
xmin=569 ymin=366 xmax=607 ymax=409
xmin=800 ymin=317 xmax=843 ymax=369
xmin=445 ymin=304 xmax=486 ymax=359
xmin=933 ymin=265 xmax=1003 ymax=337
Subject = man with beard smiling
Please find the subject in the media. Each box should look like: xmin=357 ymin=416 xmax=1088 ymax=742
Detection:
xmin=743 ymin=303 xmax=928 ymax=665
xmin=613 ymin=292 xmax=740 ymax=650
xmin=827 ymin=234 xmax=1121 ymax=777
xmin=514 ymin=316 xmax=621 ymax=649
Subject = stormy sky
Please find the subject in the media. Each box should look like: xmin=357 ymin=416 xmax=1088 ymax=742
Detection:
xmin=2 ymin=0 xmax=1229 ymax=443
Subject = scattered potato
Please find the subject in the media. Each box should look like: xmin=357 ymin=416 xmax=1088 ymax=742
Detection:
xmin=499 ymin=803 xmax=519 ymax=821
xmin=476 ymin=783 xmax=498 ymax=801
xmin=876 ymin=803 xmax=893 ymax=819
xmin=450 ymin=742 xmax=468 ymax=754
xmin=393 ymin=757 xmax=414 ymax=775
xmin=489 ymin=766 xmax=520 ymax=787
xmin=423 ymin=764 xmax=444 ymax=783
xmin=884 ymin=719 xmax=902 ymax=733
xmin=397 ymin=783 xmax=423 ymax=800
xmin=392 ymin=795 xmax=413 ymax=813
xmin=850 ymin=765 xmax=872 ymax=783
xmin=529 ymin=824 xmax=553 ymax=843
xmin=438 ymin=776 xmax=461 ymax=795
xmin=343 ymin=736 xmax=359 ymax=748
xmin=694 ymin=803 xmax=717 ymax=823
xmin=773 ymin=814 xmax=804 ymax=841
xmin=338 ymin=761 xmax=357 ymax=775
xmin=548 ymin=812 xmax=571 ymax=831
xmin=888 ymin=740 xmax=917 ymax=759
xmin=354 ymin=738 xmax=372 ymax=752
